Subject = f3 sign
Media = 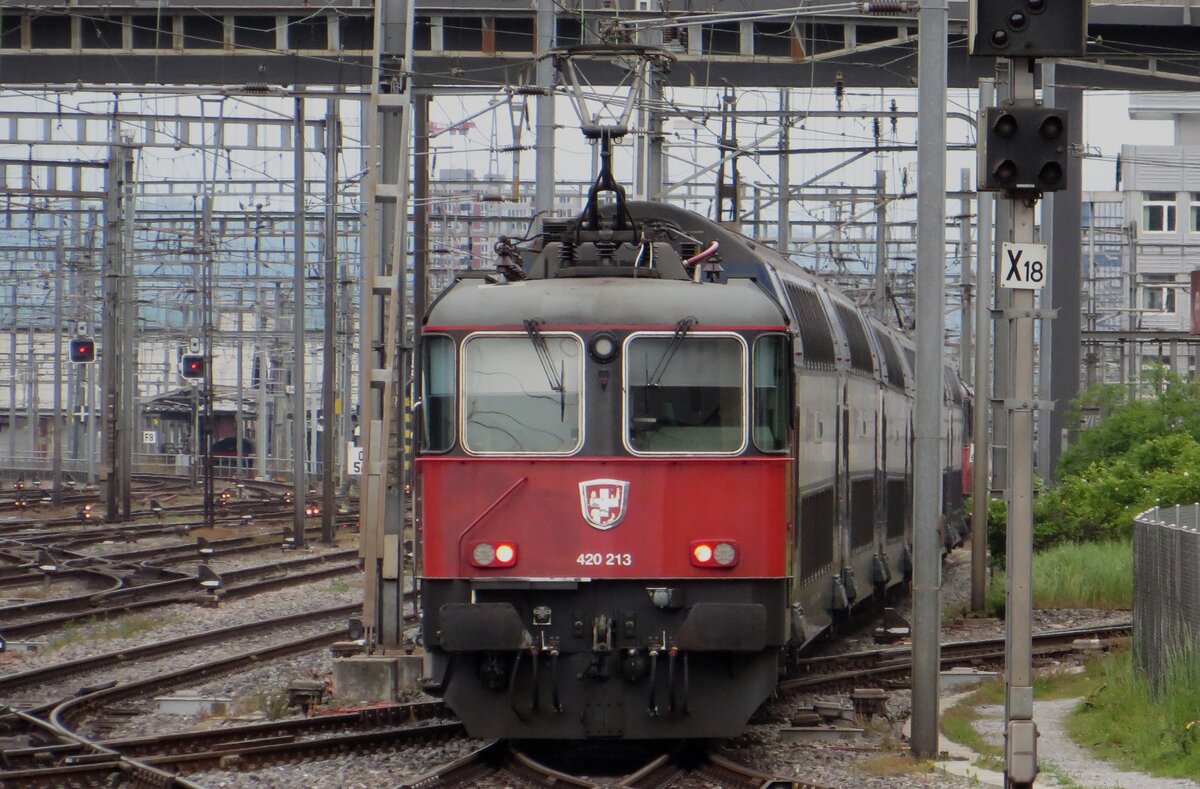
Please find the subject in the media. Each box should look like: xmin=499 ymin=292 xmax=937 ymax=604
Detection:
xmin=999 ymin=241 xmax=1047 ymax=290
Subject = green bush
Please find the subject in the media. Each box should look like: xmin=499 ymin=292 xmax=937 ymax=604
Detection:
xmin=1031 ymin=368 xmax=1200 ymax=554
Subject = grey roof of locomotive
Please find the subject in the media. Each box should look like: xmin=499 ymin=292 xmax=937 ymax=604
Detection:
xmin=425 ymin=276 xmax=787 ymax=329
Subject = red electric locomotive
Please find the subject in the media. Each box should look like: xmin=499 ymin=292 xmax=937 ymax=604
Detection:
xmin=416 ymin=152 xmax=966 ymax=740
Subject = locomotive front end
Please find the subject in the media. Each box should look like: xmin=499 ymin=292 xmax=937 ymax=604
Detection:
xmin=416 ymin=232 xmax=793 ymax=739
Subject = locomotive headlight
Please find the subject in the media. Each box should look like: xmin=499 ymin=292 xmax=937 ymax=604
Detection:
xmin=690 ymin=540 xmax=739 ymax=568
xmin=470 ymin=541 xmax=518 ymax=568
xmin=588 ymin=332 xmax=619 ymax=363
xmin=472 ymin=543 xmax=496 ymax=566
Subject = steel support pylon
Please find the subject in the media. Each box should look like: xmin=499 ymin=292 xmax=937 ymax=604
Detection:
xmin=360 ymin=0 xmax=416 ymax=652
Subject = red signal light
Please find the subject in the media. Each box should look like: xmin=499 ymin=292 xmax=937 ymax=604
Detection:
xmin=181 ymin=354 xmax=207 ymax=380
xmin=69 ymin=337 xmax=96 ymax=363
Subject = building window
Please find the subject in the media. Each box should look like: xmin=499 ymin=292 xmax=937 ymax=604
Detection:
xmin=1140 ymin=275 xmax=1177 ymax=313
xmin=1191 ymin=193 xmax=1200 ymax=231
xmin=1143 ymin=191 xmax=1176 ymax=233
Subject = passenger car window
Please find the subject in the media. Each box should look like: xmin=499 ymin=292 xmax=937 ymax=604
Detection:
xmin=753 ymin=334 xmax=790 ymax=452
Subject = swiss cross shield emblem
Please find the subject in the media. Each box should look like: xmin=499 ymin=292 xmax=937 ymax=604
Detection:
xmin=579 ymin=479 xmax=629 ymax=530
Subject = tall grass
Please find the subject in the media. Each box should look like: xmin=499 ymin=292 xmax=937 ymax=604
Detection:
xmin=985 ymin=539 xmax=1132 ymax=615
xmin=1067 ymin=646 xmax=1200 ymax=779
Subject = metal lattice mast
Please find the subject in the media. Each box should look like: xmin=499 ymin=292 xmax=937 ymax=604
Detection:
xmin=360 ymin=0 xmax=416 ymax=651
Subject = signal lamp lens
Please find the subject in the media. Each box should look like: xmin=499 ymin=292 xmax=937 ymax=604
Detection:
xmin=1039 ymin=162 xmax=1064 ymax=185
xmin=993 ymin=113 xmax=1018 ymax=139
xmin=495 ymin=543 xmax=516 ymax=564
xmin=1007 ymin=10 xmax=1028 ymax=30
xmin=693 ymin=544 xmax=713 ymax=563
xmin=994 ymin=159 xmax=1018 ymax=183
xmin=1026 ymin=0 xmax=1045 ymax=12
xmin=990 ymin=29 xmax=1009 ymax=48
xmin=714 ymin=542 xmax=738 ymax=566
xmin=1039 ymin=115 xmax=1064 ymax=139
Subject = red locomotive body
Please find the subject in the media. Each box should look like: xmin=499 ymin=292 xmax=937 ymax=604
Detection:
xmin=421 ymin=455 xmax=789 ymax=580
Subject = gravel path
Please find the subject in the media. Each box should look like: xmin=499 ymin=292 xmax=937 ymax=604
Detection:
xmin=972 ymin=699 xmax=1200 ymax=789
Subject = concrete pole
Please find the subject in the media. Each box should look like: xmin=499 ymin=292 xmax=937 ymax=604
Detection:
xmin=910 ymin=0 xmax=947 ymax=759
xmin=534 ymin=0 xmax=555 ymax=228
xmin=52 ymin=235 xmax=64 ymax=504
xmin=1003 ymin=57 xmax=1039 ymax=789
xmin=959 ymin=169 xmax=973 ymax=383
xmin=321 ymin=101 xmax=340 ymax=544
xmin=874 ymin=170 xmax=888 ymax=322
xmin=339 ymin=230 xmax=354 ymax=498
xmin=255 ymin=206 xmax=268 ymax=478
xmin=991 ymin=61 xmax=1012 ymax=496
xmin=646 ymin=66 xmax=666 ymax=201
xmin=86 ymin=357 xmax=96 ymax=483
xmin=292 ymin=96 xmax=308 ymax=548
xmin=8 ymin=290 xmax=16 ymax=465
xmin=1042 ymin=66 xmax=1083 ymax=481
xmin=101 ymin=145 xmax=125 ymax=521
xmin=778 ymin=90 xmax=791 ymax=256
xmin=1085 ymin=200 xmax=1097 ymax=386
xmin=971 ymin=78 xmax=996 ymax=615
xmin=119 ymin=150 xmax=136 ymax=517
xmin=412 ymin=92 xmax=432 ymax=611
xmin=237 ymin=289 xmax=245 ymax=477
xmin=26 ymin=334 xmax=35 ymax=458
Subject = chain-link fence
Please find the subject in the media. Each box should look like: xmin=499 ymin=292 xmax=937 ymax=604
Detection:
xmin=1133 ymin=504 xmax=1200 ymax=691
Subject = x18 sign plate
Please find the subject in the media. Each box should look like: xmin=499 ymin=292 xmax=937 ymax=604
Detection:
xmin=999 ymin=242 xmax=1047 ymax=290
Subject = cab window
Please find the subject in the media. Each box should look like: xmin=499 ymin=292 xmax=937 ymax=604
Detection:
xmin=625 ymin=333 xmax=745 ymax=453
xmin=461 ymin=333 xmax=583 ymax=454
xmin=421 ymin=335 xmax=455 ymax=452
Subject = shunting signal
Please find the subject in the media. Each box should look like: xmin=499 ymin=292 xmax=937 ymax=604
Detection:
xmin=181 ymin=354 xmax=207 ymax=380
xmin=69 ymin=337 xmax=96 ymax=364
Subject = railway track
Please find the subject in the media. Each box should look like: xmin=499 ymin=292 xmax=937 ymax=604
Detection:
xmin=1 ymin=549 xmax=360 ymax=639
xmin=0 ymin=625 xmax=358 ymax=787
xmin=0 ymin=622 xmax=1129 ymax=788
xmin=0 ymin=603 xmax=361 ymax=713
xmin=398 ymin=740 xmax=820 ymax=788
xmin=782 ymin=621 xmax=1131 ymax=694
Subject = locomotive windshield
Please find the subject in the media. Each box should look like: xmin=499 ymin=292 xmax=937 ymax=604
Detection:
xmin=625 ymin=333 xmax=745 ymax=453
xmin=461 ymin=333 xmax=583 ymax=454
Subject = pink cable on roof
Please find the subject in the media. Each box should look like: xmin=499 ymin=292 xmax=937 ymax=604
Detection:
xmin=684 ymin=241 xmax=719 ymax=266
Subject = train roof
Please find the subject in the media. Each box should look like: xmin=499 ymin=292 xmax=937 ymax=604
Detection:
xmin=425 ymin=276 xmax=787 ymax=329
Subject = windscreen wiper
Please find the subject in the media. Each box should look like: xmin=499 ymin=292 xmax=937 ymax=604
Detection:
xmin=647 ymin=316 xmax=697 ymax=388
xmin=523 ymin=318 xmax=566 ymax=420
